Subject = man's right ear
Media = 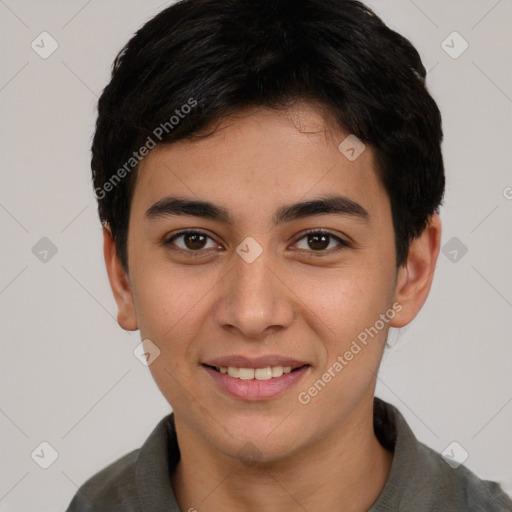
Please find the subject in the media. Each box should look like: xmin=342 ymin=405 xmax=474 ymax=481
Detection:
xmin=102 ymin=226 xmax=138 ymax=331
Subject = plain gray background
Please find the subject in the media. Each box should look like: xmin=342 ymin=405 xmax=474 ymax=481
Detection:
xmin=1 ymin=1 xmax=511 ymax=510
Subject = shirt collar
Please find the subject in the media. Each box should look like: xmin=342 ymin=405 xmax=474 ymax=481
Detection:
xmin=134 ymin=397 xmax=421 ymax=512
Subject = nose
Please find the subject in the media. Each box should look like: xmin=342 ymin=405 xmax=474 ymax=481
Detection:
xmin=213 ymin=243 xmax=295 ymax=340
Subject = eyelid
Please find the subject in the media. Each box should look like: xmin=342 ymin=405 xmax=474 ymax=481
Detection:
xmin=165 ymin=229 xmax=220 ymax=250
xmin=164 ymin=228 xmax=351 ymax=255
xmin=292 ymin=229 xmax=351 ymax=252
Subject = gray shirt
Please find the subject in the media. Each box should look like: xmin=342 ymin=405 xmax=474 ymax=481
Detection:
xmin=65 ymin=397 xmax=512 ymax=511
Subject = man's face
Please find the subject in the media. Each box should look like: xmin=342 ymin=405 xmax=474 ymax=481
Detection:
xmin=124 ymin=104 xmax=400 ymax=461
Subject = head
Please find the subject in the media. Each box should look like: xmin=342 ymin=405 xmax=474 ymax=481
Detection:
xmin=96 ymin=0 xmax=444 ymax=462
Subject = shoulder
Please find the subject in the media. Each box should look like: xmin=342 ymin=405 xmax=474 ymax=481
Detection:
xmin=372 ymin=398 xmax=512 ymax=511
xmin=65 ymin=449 xmax=141 ymax=512
xmin=416 ymin=441 xmax=512 ymax=511
xmin=64 ymin=413 xmax=177 ymax=512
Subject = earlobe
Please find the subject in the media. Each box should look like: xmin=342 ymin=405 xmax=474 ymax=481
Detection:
xmin=102 ymin=226 xmax=138 ymax=331
xmin=390 ymin=214 xmax=442 ymax=328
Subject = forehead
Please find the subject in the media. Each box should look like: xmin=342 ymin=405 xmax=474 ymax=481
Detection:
xmin=130 ymin=104 xmax=390 ymax=224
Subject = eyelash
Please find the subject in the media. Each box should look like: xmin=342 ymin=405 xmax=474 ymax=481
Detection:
xmin=163 ymin=229 xmax=351 ymax=258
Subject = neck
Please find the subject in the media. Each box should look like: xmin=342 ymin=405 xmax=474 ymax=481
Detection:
xmin=171 ymin=398 xmax=393 ymax=512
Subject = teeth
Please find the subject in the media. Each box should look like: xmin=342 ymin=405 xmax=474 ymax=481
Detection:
xmin=271 ymin=366 xmax=283 ymax=377
xmin=227 ymin=366 xmax=239 ymax=378
xmin=239 ymin=368 xmax=254 ymax=380
xmin=216 ymin=365 xmax=300 ymax=380
xmin=255 ymin=367 xmax=272 ymax=380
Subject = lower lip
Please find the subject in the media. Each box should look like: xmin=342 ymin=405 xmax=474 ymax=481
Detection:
xmin=203 ymin=365 xmax=310 ymax=401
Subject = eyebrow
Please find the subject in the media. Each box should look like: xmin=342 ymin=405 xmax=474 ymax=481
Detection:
xmin=145 ymin=194 xmax=369 ymax=225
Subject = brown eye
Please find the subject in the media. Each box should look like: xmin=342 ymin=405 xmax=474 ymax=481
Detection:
xmin=306 ymin=233 xmax=330 ymax=251
xmin=182 ymin=232 xmax=207 ymax=250
xmin=166 ymin=231 xmax=218 ymax=252
xmin=294 ymin=230 xmax=349 ymax=253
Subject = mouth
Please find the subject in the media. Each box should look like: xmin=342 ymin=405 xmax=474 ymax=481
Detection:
xmin=201 ymin=361 xmax=311 ymax=401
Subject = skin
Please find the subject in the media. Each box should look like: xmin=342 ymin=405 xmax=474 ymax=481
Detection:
xmin=104 ymin=103 xmax=441 ymax=511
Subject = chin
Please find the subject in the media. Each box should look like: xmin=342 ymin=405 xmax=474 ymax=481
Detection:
xmin=207 ymin=419 xmax=307 ymax=466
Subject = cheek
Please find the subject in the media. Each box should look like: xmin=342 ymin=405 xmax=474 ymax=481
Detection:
xmin=133 ymin=266 xmax=206 ymax=408
xmin=301 ymin=261 xmax=395 ymax=395
xmin=130 ymin=258 xmax=203 ymax=346
xmin=305 ymin=263 xmax=393 ymax=336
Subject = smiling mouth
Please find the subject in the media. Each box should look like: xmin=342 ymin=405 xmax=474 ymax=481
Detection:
xmin=202 ymin=364 xmax=309 ymax=381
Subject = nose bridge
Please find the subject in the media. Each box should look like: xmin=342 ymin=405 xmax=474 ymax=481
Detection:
xmin=215 ymin=241 xmax=293 ymax=338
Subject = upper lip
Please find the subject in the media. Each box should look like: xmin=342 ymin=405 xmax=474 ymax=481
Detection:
xmin=202 ymin=355 xmax=309 ymax=369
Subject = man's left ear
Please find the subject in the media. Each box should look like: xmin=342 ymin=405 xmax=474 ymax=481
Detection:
xmin=390 ymin=213 xmax=442 ymax=328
